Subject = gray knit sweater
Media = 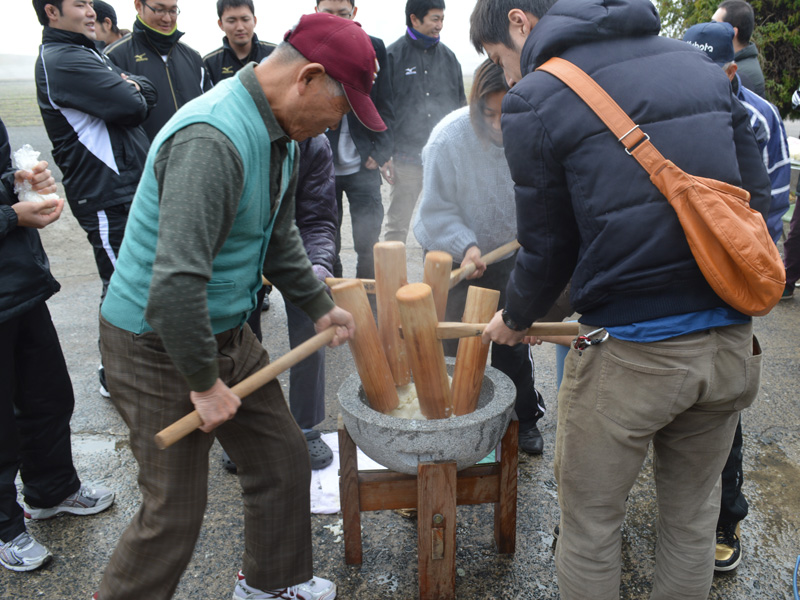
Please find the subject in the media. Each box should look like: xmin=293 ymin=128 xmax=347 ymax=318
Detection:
xmin=413 ymin=107 xmax=517 ymax=262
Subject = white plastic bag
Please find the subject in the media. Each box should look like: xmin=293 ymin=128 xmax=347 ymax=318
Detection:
xmin=12 ymin=144 xmax=60 ymax=204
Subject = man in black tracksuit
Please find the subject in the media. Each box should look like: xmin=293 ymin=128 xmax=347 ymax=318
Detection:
xmin=34 ymin=1 xmax=155 ymax=303
xmin=203 ymin=0 xmax=275 ymax=86
xmin=384 ymin=0 xmax=465 ymax=245
xmin=105 ymin=0 xmax=211 ymax=141
xmin=34 ymin=0 xmax=155 ymax=395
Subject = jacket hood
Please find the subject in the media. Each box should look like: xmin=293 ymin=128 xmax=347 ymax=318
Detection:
xmin=521 ymin=0 xmax=661 ymax=72
xmin=41 ymin=26 xmax=98 ymax=51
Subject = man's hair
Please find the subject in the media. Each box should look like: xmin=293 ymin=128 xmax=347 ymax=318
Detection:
xmin=469 ymin=0 xmax=557 ymax=53
xmin=316 ymin=0 xmax=355 ymax=7
xmin=270 ymin=42 xmax=344 ymax=98
xmin=32 ymin=0 xmax=63 ymax=26
xmin=216 ymin=0 xmax=255 ymax=19
xmin=717 ymin=0 xmax=755 ymax=44
xmin=94 ymin=0 xmax=119 ymax=33
xmin=469 ymin=59 xmax=509 ymax=145
xmin=405 ymin=0 xmax=445 ymax=29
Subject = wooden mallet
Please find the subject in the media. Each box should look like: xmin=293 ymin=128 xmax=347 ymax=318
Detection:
xmin=451 ymin=286 xmax=501 ymax=416
xmin=436 ymin=321 xmax=580 ymax=339
xmin=331 ymin=279 xmax=399 ymax=413
xmin=423 ymin=251 xmax=452 ymax=322
xmin=396 ymin=283 xmax=453 ymax=419
xmin=449 ymin=240 xmax=521 ymax=289
xmin=154 ymin=326 xmax=338 ymax=449
xmin=374 ymin=242 xmax=411 ymax=386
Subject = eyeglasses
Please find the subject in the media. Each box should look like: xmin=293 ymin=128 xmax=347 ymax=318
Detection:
xmin=142 ymin=1 xmax=180 ymax=17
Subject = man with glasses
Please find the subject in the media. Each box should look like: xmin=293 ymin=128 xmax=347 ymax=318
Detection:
xmin=106 ymin=0 xmax=211 ymax=141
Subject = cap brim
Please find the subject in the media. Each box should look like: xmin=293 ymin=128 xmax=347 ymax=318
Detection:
xmin=343 ymin=85 xmax=386 ymax=132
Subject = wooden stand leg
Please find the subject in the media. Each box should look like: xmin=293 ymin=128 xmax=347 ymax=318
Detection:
xmin=338 ymin=421 xmax=363 ymax=565
xmin=418 ymin=462 xmax=457 ymax=600
xmin=494 ymin=419 xmax=518 ymax=554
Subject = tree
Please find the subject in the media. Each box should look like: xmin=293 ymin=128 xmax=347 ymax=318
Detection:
xmin=655 ymin=0 xmax=800 ymax=115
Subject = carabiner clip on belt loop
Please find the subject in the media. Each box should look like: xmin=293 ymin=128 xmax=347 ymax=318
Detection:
xmin=572 ymin=327 xmax=609 ymax=353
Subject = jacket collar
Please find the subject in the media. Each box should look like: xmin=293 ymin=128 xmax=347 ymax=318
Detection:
xmin=41 ymin=26 xmax=98 ymax=51
xmin=222 ymin=32 xmax=262 ymax=64
xmin=133 ymin=16 xmax=184 ymax=54
xmin=520 ymin=0 xmax=661 ymax=75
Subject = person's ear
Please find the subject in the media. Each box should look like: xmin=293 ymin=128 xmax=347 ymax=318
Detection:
xmin=508 ymin=8 xmax=538 ymax=39
xmin=725 ymin=62 xmax=738 ymax=82
xmin=351 ymin=6 xmax=358 ymax=19
xmin=44 ymin=3 xmax=60 ymax=22
xmin=410 ymin=13 xmax=422 ymax=30
xmin=296 ymin=63 xmax=327 ymax=94
xmin=217 ymin=18 xmax=224 ymax=31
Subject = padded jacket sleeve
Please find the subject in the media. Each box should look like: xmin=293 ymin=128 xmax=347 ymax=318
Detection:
xmin=730 ymin=94 xmax=771 ymax=219
xmin=295 ymin=135 xmax=337 ymax=274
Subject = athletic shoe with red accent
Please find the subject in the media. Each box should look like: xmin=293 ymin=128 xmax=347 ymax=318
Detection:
xmin=23 ymin=483 xmax=115 ymax=520
xmin=232 ymin=570 xmax=336 ymax=599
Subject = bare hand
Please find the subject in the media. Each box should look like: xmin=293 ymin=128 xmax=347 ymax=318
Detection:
xmin=191 ymin=378 xmax=241 ymax=433
xmin=12 ymin=198 xmax=64 ymax=228
xmin=14 ymin=161 xmax=57 ymax=196
xmin=121 ymin=73 xmax=141 ymax=92
xmin=365 ymin=156 xmax=379 ymax=170
xmin=482 ymin=309 xmax=525 ymax=346
xmin=315 ymin=305 xmax=355 ymax=347
xmin=463 ymin=246 xmax=487 ymax=280
xmin=379 ymin=158 xmax=395 ymax=185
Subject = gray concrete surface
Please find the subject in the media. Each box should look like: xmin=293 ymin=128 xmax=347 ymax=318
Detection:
xmin=1 ymin=126 xmax=799 ymax=600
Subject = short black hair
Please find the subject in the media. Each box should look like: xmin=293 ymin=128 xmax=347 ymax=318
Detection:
xmin=717 ymin=0 xmax=755 ymax=44
xmin=32 ymin=0 xmax=63 ymax=26
xmin=315 ymin=0 xmax=355 ymax=6
xmin=405 ymin=0 xmax=445 ymax=29
xmin=469 ymin=0 xmax=557 ymax=54
xmin=216 ymin=0 xmax=255 ymax=19
xmin=93 ymin=0 xmax=119 ymax=33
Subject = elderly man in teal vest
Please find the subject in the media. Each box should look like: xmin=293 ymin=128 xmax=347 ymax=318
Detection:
xmin=96 ymin=13 xmax=385 ymax=600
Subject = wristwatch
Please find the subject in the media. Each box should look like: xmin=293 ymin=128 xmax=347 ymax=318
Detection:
xmin=501 ymin=308 xmax=528 ymax=332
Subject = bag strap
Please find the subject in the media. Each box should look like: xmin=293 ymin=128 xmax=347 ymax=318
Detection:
xmin=536 ymin=57 xmax=668 ymax=176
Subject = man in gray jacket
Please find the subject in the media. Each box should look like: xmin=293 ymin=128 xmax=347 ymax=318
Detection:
xmin=712 ymin=0 xmax=766 ymax=97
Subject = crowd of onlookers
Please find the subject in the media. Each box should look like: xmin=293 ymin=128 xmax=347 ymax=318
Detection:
xmin=2 ymin=0 xmax=799 ymax=599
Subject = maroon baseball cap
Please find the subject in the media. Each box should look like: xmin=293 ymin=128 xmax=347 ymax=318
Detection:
xmin=285 ymin=13 xmax=386 ymax=132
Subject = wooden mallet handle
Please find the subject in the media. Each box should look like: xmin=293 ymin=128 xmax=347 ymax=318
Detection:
xmin=449 ymin=240 xmax=521 ymax=289
xmin=154 ymin=326 xmax=337 ymax=449
xmin=436 ymin=321 xmax=580 ymax=339
xmin=325 ymin=277 xmax=376 ymax=294
xmin=423 ymin=251 xmax=453 ymax=322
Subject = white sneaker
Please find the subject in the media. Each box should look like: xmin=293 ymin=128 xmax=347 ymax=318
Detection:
xmin=232 ymin=570 xmax=336 ymax=599
xmin=23 ymin=483 xmax=115 ymax=520
xmin=0 ymin=531 xmax=52 ymax=572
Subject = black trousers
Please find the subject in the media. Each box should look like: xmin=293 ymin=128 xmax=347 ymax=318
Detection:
xmin=0 ymin=302 xmax=79 ymax=541
xmin=718 ymin=416 xmax=749 ymax=527
xmin=74 ymin=202 xmax=131 ymax=302
xmin=332 ymin=168 xmax=384 ymax=279
xmin=442 ymin=255 xmax=545 ymax=433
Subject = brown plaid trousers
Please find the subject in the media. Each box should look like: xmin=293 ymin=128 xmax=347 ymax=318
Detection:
xmin=97 ymin=316 xmax=312 ymax=599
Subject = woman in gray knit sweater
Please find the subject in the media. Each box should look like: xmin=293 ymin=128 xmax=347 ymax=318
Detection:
xmin=413 ymin=59 xmax=554 ymax=455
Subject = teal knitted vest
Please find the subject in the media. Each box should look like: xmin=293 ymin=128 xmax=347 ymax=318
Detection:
xmin=101 ymin=73 xmax=294 ymax=334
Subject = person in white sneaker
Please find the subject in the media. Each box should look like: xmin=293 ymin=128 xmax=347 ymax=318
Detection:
xmin=0 ymin=117 xmax=115 ymax=573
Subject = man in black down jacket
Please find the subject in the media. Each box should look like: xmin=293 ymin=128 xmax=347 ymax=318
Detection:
xmin=105 ymin=0 xmax=212 ymax=141
xmin=471 ymin=0 xmax=771 ymax=598
xmin=0 ymin=117 xmax=114 ymax=572
xmin=33 ymin=0 xmax=155 ymax=303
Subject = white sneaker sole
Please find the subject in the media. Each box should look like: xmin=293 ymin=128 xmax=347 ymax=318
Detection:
xmin=0 ymin=549 xmax=52 ymax=572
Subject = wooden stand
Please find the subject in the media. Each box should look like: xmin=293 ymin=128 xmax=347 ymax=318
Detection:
xmin=338 ymin=418 xmax=518 ymax=600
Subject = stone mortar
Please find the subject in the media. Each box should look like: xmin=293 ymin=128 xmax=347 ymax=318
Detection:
xmin=338 ymin=358 xmax=515 ymax=474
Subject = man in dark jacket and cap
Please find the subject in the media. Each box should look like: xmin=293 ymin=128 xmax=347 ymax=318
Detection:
xmin=470 ymin=0 xmax=771 ymax=598
xmin=712 ymin=0 xmax=766 ymax=98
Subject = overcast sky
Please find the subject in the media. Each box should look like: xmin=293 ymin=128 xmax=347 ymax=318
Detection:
xmin=0 ymin=0 xmax=485 ymax=75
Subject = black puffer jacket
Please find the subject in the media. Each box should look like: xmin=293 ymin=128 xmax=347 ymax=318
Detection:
xmin=106 ymin=19 xmax=212 ymax=141
xmin=502 ymin=0 xmax=771 ymax=327
xmin=294 ymin=135 xmax=337 ymax=273
xmin=0 ymin=118 xmax=60 ymax=324
xmin=202 ymin=34 xmax=275 ymax=86
xmin=35 ymin=27 xmax=155 ymax=217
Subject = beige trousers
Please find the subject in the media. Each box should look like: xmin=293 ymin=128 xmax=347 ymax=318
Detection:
xmin=384 ymin=161 xmax=423 ymax=244
xmin=554 ymin=322 xmax=760 ymax=600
